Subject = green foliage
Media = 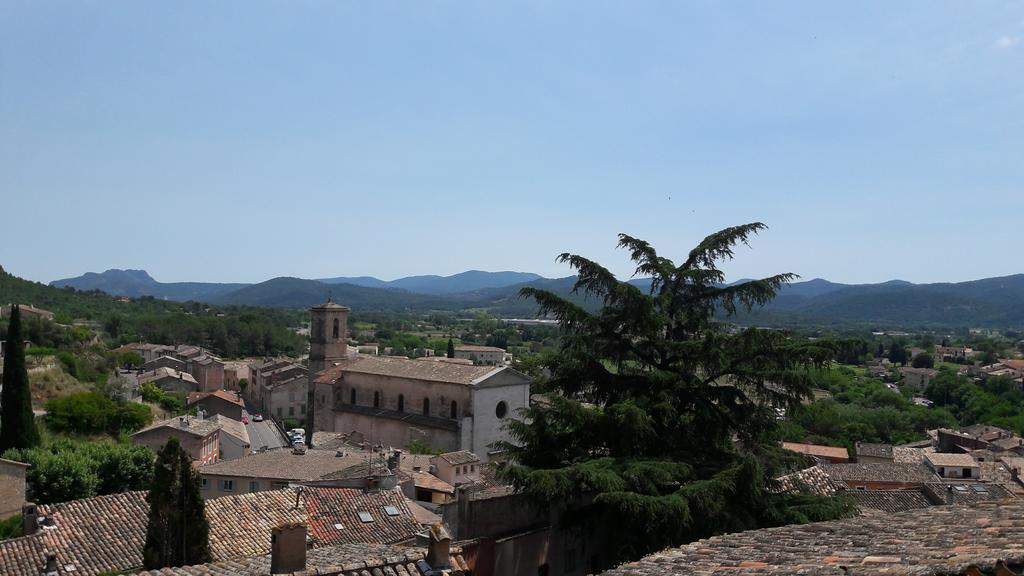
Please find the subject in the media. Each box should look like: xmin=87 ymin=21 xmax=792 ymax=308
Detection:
xmin=406 ymin=439 xmax=442 ymax=455
xmin=924 ymin=368 xmax=1024 ymax=434
xmin=118 ymin=351 xmax=145 ymax=369
xmin=143 ymin=438 xmax=211 ymax=569
xmin=139 ymin=383 xmax=184 ymax=413
xmin=446 ymin=338 xmax=455 ymax=359
xmin=500 ymin=226 xmax=851 ymax=564
xmin=912 ymin=352 xmax=935 ymax=368
xmin=781 ymin=366 xmax=957 ymax=445
xmin=44 ymin=393 xmax=152 ymax=435
xmin=237 ymin=378 xmax=249 ymax=392
xmin=2 ymin=439 xmax=154 ymax=504
xmin=0 ymin=306 xmax=41 ymax=451
xmin=0 ymin=515 xmax=23 ymax=539
xmin=888 ymin=342 xmax=908 ymax=366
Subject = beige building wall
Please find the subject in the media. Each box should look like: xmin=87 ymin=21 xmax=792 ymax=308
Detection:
xmin=0 ymin=459 xmax=29 ymax=519
xmin=269 ymin=377 xmax=308 ymax=423
xmin=199 ymin=474 xmax=288 ymax=499
xmin=133 ymin=428 xmax=220 ymax=465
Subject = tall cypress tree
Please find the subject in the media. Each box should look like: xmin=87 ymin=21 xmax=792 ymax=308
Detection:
xmin=446 ymin=338 xmax=455 ymax=359
xmin=1 ymin=305 xmax=41 ymax=451
xmin=143 ymin=438 xmax=211 ymax=569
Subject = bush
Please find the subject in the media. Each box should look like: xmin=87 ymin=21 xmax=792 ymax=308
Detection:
xmin=44 ymin=393 xmax=152 ymax=435
xmin=0 ymin=515 xmax=22 ymax=539
xmin=139 ymin=383 xmax=184 ymax=413
xmin=25 ymin=346 xmax=58 ymax=356
xmin=3 ymin=440 xmax=154 ymax=504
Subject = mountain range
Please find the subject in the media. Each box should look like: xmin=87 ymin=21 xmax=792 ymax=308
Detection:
xmin=48 ymin=268 xmax=1024 ymax=328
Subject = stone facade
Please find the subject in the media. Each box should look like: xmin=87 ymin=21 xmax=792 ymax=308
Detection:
xmin=0 ymin=458 xmax=29 ymax=519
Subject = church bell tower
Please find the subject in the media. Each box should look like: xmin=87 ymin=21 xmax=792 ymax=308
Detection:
xmin=307 ymin=298 xmax=349 ymax=443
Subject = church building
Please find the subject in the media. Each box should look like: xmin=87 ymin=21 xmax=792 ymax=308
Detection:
xmin=306 ymin=299 xmax=531 ymax=462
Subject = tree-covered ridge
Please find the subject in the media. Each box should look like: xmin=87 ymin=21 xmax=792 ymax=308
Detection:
xmin=499 ymin=225 xmax=855 ymax=564
xmin=0 ymin=266 xmax=305 ymax=357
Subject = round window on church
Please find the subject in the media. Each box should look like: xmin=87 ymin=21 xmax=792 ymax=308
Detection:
xmin=495 ymin=401 xmax=508 ymax=419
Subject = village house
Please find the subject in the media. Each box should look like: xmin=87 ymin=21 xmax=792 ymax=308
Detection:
xmin=308 ymin=300 xmax=531 ymax=463
xmin=223 ymin=360 xmax=250 ymax=390
xmin=189 ymin=353 xmax=226 ymax=391
xmin=899 ymin=366 xmax=939 ymax=390
xmin=186 ymin=389 xmax=246 ymax=421
xmin=131 ymin=415 xmax=221 ymax=465
xmin=925 ymin=451 xmax=981 ymax=479
xmin=140 ymin=355 xmax=186 ymax=373
xmin=208 ymin=414 xmax=251 ymax=461
xmin=248 ymin=358 xmax=308 ymax=417
xmin=267 ymin=371 xmax=309 ymax=423
xmin=0 ymin=304 xmax=54 ymax=321
xmin=0 ymin=458 xmax=29 ymax=519
xmin=196 ymin=446 xmax=434 ymax=499
xmin=430 ymin=450 xmax=481 ymax=486
xmin=854 ymin=442 xmax=894 ymax=464
xmin=453 ymin=344 xmax=510 ymax=366
xmin=137 ymin=366 xmax=198 ymax=393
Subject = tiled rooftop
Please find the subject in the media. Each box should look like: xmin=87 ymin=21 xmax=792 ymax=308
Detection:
xmin=822 ymin=462 xmax=938 ymax=484
xmin=603 ymin=501 xmax=1024 ymax=576
xmin=187 ymin=390 xmax=245 ymax=408
xmin=131 ymin=542 xmax=469 ymax=576
xmin=844 ymin=489 xmax=932 ymax=514
xmin=926 ymin=452 xmax=979 ymax=468
xmin=139 ymin=367 xmax=198 ymax=385
xmin=198 ymin=448 xmax=367 ymax=481
xmin=315 ymin=356 xmax=500 ymax=386
xmin=134 ymin=415 xmax=222 ymax=439
xmin=781 ymin=442 xmax=849 ymax=461
xmin=435 ymin=450 xmax=479 ymax=466
xmin=208 ymin=414 xmax=249 ymax=446
xmin=0 ymin=487 xmax=422 ymax=576
xmin=773 ymin=466 xmax=841 ymax=496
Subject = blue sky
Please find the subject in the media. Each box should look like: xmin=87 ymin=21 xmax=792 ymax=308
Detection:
xmin=2 ymin=2 xmax=1022 ymax=285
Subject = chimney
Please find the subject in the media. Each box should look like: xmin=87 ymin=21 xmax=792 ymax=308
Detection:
xmin=22 ymin=503 xmax=38 ymax=536
xmin=41 ymin=551 xmax=58 ymax=576
xmin=388 ymin=450 xmax=402 ymax=472
xmin=426 ymin=523 xmax=452 ymax=569
xmin=945 ymin=485 xmax=955 ymax=505
xmin=179 ymin=416 xmax=189 ymax=428
xmin=270 ymin=522 xmax=307 ymax=574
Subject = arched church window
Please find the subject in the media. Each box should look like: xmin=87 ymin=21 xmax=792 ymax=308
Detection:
xmin=398 ymin=394 xmax=405 ymax=412
xmin=450 ymin=400 xmax=458 ymax=419
xmin=333 ymin=318 xmax=340 ymax=339
xmin=423 ymin=397 xmax=430 ymax=416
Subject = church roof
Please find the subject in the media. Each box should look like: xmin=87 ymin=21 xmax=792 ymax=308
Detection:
xmin=315 ymin=356 xmax=501 ymax=386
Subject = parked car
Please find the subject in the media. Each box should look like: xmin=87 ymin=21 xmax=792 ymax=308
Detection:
xmin=241 ymin=415 xmax=249 ymax=424
xmin=253 ymin=413 xmax=264 ymax=422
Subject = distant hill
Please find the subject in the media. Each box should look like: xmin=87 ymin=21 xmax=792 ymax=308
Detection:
xmin=318 ymin=270 xmax=543 ymax=295
xmin=50 ymin=269 xmax=247 ymax=301
xmin=40 ymin=266 xmax=1024 ymax=328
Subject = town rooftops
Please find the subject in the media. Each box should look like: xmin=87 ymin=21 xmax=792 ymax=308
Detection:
xmin=138 ymin=366 xmax=198 ymax=385
xmin=601 ymin=501 xmax=1024 ymax=576
xmin=412 ymin=471 xmax=456 ymax=495
xmin=315 ymin=356 xmax=505 ymax=386
xmin=925 ymin=451 xmax=979 ymax=469
xmin=0 ymin=487 xmax=423 ymax=576
xmin=822 ymin=462 xmax=938 ymax=484
xmin=186 ymin=390 xmax=245 ymax=408
xmin=454 ymin=345 xmax=506 ymax=353
xmin=780 ymin=442 xmax=850 ymax=462
xmin=199 ymin=447 xmax=361 ymax=481
xmin=133 ymin=415 xmax=221 ymax=439
xmin=434 ymin=450 xmax=480 ymax=466
xmin=131 ymin=542 xmax=469 ymax=576
xmin=773 ymin=465 xmax=841 ymax=496
xmin=899 ymin=366 xmax=939 ymax=377
xmin=844 ymin=489 xmax=932 ymax=514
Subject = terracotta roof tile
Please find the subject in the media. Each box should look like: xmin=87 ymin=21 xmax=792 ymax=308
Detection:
xmin=131 ymin=543 xmax=468 ymax=576
xmin=133 ymin=415 xmax=222 ymax=439
xmin=601 ymin=501 xmax=1024 ymax=576
xmin=434 ymin=451 xmax=479 ymax=466
xmin=774 ymin=466 xmax=841 ymax=496
xmin=781 ymin=442 xmax=850 ymax=461
xmin=315 ymin=356 xmax=500 ymax=386
xmin=844 ymin=489 xmax=933 ymax=513
xmin=0 ymin=487 xmax=422 ymax=576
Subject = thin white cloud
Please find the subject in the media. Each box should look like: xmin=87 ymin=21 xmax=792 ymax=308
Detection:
xmin=994 ymin=35 xmax=1021 ymax=49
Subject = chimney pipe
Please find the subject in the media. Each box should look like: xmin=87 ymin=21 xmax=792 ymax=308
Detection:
xmin=22 ymin=503 xmax=38 ymax=536
xmin=388 ymin=450 xmax=402 ymax=472
xmin=270 ymin=523 xmax=307 ymax=574
xmin=426 ymin=523 xmax=452 ymax=569
xmin=41 ymin=551 xmax=58 ymax=576
xmin=945 ymin=485 xmax=954 ymax=505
